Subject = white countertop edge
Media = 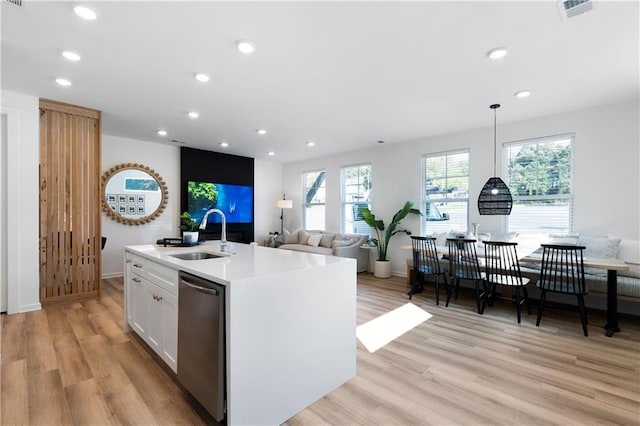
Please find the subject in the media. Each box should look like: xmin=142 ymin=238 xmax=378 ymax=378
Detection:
xmin=125 ymin=240 xmax=355 ymax=284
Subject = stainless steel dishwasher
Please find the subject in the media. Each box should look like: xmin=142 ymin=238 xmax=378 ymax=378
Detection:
xmin=177 ymin=271 xmax=226 ymax=422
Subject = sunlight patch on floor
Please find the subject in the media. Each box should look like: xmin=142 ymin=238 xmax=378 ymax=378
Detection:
xmin=356 ymin=303 xmax=433 ymax=353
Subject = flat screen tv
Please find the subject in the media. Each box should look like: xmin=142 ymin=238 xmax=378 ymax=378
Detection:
xmin=187 ymin=181 xmax=253 ymax=224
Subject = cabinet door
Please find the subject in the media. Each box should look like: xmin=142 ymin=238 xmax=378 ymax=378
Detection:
xmin=146 ymin=284 xmax=163 ymax=353
xmin=161 ymin=291 xmax=178 ymax=372
xmin=130 ymin=274 xmax=148 ymax=336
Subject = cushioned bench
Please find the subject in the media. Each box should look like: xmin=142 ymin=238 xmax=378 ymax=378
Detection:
xmin=405 ymin=233 xmax=640 ymax=314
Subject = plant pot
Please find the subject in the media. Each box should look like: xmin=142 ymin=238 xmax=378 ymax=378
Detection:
xmin=182 ymin=231 xmax=199 ymax=245
xmin=374 ymin=260 xmax=392 ymax=278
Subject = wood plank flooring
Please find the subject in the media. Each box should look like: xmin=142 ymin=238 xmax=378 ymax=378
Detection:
xmin=2 ymin=274 xmax=639 ymax=425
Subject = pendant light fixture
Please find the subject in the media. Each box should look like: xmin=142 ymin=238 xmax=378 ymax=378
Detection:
xmin=478 ymin=103 xmax=513 ymax=215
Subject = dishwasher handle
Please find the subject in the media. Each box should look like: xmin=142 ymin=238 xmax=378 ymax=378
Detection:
xmin=181 ymin=277 xmax=220 ymax=296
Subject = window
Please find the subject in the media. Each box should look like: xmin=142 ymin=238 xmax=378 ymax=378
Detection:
xmin=302 ymin=170 xmax=326 ymax=230
xmin=341 ymin=164 xmax=371 ymax=234
xmin=422 ymin=150 xmax=469 ymax=234
xmin=505 ymin=134 xmax=574 ymax=234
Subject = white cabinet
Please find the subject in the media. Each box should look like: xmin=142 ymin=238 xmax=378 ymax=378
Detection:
xmin=124 ymin=252 xmax=179 ymax=373
xmin=129 ymin=274 xmax=148 ymax=336
xmin=160 ymin=290 xmax=178 ymax=368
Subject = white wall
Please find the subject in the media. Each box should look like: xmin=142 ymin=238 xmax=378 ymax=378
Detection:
xmin=101 ymin=135 xmax=181 ymax=277
xmin=1 ymin=90 xmax=41 ymax=313
xmin=282 ymin=99 xmax=640 ymax=276
xmin=254 ymin=159 xmax=284 ymax=244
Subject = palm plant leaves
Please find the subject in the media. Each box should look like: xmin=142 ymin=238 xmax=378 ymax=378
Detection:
xmin=359 ymin=201 xmax=422 ymax=261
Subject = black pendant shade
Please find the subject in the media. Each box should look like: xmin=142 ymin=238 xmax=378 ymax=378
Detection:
xmin=478 ymin=103 xmax=513 ymax=215
xmin=478 ymin=177 xmax=513 ymax=215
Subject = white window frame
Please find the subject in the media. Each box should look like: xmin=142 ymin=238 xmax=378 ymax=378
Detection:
xmin=340 ymin=163 xmax=371 ymax=234
xmin=421 ymin=149 xmax=470 ymax=235
xmin=503 ymin=133 xmax=575 ymax=234
xmin=301 ymin=169 xmax=326 ymax=230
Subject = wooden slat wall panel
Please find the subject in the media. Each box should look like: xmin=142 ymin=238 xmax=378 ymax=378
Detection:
xmin=39 ymin=100 xmax=101 ymax=305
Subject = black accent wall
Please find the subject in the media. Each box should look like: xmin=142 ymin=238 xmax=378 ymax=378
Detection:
xmin=180 ymin=147 xmax=254 ymax=243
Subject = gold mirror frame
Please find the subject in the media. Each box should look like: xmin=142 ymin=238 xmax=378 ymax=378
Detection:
xmin=101 ymin=163 xmax=168 ymax=226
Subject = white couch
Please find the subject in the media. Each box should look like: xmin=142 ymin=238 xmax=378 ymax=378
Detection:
xmin=278 ymin=229 xmax=369 ymax=273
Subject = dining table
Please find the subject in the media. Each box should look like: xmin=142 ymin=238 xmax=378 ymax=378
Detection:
xmin=401 ymin=243 xmax=629 ymax=337
xmin=520 ymin=250 xmax=628 ymax=337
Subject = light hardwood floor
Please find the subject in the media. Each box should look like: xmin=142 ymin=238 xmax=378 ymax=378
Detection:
xmin=2 ymin=275 xmax=639 ymax=425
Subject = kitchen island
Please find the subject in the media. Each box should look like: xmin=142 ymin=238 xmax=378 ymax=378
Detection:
xmin=124 ymin=241 xmax=357 ymax=425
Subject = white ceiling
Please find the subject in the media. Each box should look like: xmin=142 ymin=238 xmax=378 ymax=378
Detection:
xmin=2 ymin=1 xmax=638 ymax=163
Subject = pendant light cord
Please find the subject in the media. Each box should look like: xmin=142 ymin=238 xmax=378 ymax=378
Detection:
xmin=493 ymin=107 xmax=497 ymax=177
xmin=490 ymin=104 xmax=500 ymax=177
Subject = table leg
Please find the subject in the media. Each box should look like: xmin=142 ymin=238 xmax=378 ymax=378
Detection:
xmin=604 ymin=269 xmax=620 ymax=337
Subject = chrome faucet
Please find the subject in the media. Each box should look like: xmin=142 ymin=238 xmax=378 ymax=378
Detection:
xmin=199 ymin=208 xmax=227 ymax=252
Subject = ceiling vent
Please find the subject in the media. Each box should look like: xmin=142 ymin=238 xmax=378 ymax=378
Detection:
xmin=3 ymin=0 xmax=23 ymax=6
xmin=558 ymin=0 xmax=593 ymax=20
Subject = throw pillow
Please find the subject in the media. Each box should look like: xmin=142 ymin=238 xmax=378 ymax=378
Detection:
xmin=283 ymin=229 xmax=299 ymax=244
xmin=320 ymin=233 xmax=336 ymax=248
xmin=332 ymin=239 xmax=353 ymax=249
xmin=307 ymin=233 xmax=322 ymax=247
xmin=547 ymin=233 xmax=579 ymax=245
xmin=613 ymin=236 xmax=640 ymax=278
xmin=429 ymin=231 xmax=448 ymax=246
xmin=298 ymin=230 xmax=311 ymax=245
xmin=578 ymin=235 xmax=617 ymax=277
xmin=447 ymin=230 xmax=467 ymax=239
xmin=492 ymin=232 xmax=519 ymax=242
xmin=579 ymin=235 xmax=621 ymax=259
xmin=477 ymin=232 xmax=492 ymax=243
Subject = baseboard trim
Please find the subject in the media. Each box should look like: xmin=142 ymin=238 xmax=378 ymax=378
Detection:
xmin=18 ymin=302 xmax=42 ymax=313
xmin=102 ymin=272 xmax=124 ymax=279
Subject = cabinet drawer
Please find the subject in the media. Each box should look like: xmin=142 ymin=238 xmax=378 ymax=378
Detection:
xmin=128 ymin=253 xmax=147 ymax=276
xmin=146 ymin=258 xmax=179 ymax=295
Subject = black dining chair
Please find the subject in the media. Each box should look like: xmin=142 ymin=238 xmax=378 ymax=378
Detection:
xmin=446 ymin=238 xmax=488 ymax=314
xmin=483 ymin=241 xmax=531 ymax=323
xmin=409 ymin=236 xmax=448 ymax=304
xmin=536 ymin=244 xmax=589 ymax=336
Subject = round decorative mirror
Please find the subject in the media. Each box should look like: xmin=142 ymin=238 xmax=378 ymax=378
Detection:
xmin=101 ymin=163 xmax=168 ymax=225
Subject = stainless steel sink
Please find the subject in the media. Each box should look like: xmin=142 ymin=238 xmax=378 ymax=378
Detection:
xmin=169 ymin=252 xmax=222 ymax=260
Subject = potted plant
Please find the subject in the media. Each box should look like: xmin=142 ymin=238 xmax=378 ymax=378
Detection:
xmin=360 ymin=201 xmax=422 ymax=278
xmin=180 ymin=212 xmax=200 ymax=245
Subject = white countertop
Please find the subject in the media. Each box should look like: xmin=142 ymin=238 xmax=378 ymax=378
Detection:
xmin=125 ymin=240 xmax=352 ymax=285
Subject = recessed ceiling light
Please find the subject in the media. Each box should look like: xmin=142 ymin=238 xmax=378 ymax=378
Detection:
xmin=157 ymin=130 xmax=167 ymax=136
xmin=62 ymin=51 xmax=81 ymax=61
xmin=514 ymin=90 xmax=531 ymax=98
xmin=188 ymin=111 xmax=199 ymax=119
xmin=236 ymin=40 xmax=255 ymax=54
xmin=55 ymin=78 xmax=71 ymax=87
xmin=486 ymin=47 xmax=508 ymax=60
xmin=267 ymin=151 xmax=275 ymax=156
xmin=257 ymin=129 xmax=267 ymax=135
xmin=73 ymin=5 xmax=97 ymax=20
xmin=195 ymin=73 xmax=210 ymax=82
xmin=306 ymin=141 xmax=315 ymax=147
xmin=220 ymin=142 xmax=229 ymax=148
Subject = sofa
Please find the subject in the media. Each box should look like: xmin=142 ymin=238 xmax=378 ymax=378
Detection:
xmin=278 ymin=229 xmax=369 ymax=272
